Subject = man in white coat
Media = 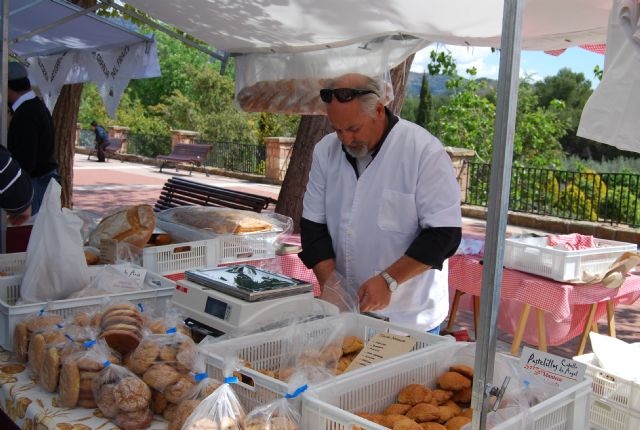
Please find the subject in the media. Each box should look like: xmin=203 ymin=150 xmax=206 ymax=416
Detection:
xmin=299 ymin=73 xmax=462 ymax=333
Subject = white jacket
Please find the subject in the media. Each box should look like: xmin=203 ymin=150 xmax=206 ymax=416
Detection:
xmin=303 ymin=118 xmax=462 ymax=331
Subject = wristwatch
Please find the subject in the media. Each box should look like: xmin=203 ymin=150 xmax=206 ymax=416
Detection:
xmin=380 ymin=271 xmax=399 ymax=292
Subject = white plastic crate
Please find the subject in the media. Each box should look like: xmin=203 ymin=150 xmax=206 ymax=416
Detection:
xmin=0 ymin=252 xmax=27 ymax=274
xmin=302 ymin=342 xmax=591 ymax=430
xmin=142 ymin=239 xmax=220 ymax=275
xmin=157 ymin=219 xmax=276 ymax=265
xmin=0 ymin=266 xmax=176 ymax=351
xmin=503 ymin=236 xmax=637 ymax=282
xmin=202 ymin=313 xmax=453 ymax=412
xmin=573 ymin=353 xmax=640 ymax=430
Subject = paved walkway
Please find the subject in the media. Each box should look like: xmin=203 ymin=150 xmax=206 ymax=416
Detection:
xmin=71 ymin=154 xmax=640 ymax=358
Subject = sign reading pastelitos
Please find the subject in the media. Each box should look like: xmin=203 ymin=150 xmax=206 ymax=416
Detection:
xmin=520 ymin=346 xmax=586 ymax=389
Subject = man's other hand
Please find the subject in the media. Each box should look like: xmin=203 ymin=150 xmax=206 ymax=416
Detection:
xmin=357 ymin=275 xmax=391 ymax=312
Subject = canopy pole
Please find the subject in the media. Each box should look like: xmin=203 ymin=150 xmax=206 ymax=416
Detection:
xmin=1 ymin=0 xmax=8 ymax=254
xmin=471 ymin=0 xmax=524 ymax=429
xmin=101 ymin=0 xmax=228 ymax=70
xmin=11 ymin=3 xmax=103 ymax=44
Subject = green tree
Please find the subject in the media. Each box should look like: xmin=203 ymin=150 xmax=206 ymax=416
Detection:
xmin=415 ymin=72 xmax=432 ymax=128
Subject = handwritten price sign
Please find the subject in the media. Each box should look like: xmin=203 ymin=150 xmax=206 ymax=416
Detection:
xmin=520 ymin=347 xmax=586 ymax=389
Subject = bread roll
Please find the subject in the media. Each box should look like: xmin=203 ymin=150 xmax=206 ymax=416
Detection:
xmin=88 ymin=205 xmax=156 ymax=248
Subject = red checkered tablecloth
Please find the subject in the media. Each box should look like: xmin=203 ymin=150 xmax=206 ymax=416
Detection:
xmin=449 ymin=255 xmax=640 ymax=346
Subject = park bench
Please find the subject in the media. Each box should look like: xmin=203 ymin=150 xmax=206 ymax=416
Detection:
xmin=156 ymin=143 xmax=213 ymax=176
xmin=154 ymin=176 xmax=278 ymax=213
xmin=87 ymin=138 xmax=125 ymax=162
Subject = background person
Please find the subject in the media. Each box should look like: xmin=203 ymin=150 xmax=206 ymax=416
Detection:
xmin=0 ymin=145 xmax=33 ymax=225
xmin=90 ymin=120 xmax=110 ymax=162
xmin=7 ymin=62 xmax=58 ymax=216
xmin=299 ymin=73 xmax=462 ymax=333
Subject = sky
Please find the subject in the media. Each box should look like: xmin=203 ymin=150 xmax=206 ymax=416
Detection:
xmin=411 ymin=44 xmax=606 ymax=89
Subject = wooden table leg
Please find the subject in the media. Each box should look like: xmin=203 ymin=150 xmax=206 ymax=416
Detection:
xmin=446 ymin=290 xmax=464 ymax=332
xmin=577 ymin=303 xmax=598 ymax=356
xmin=511 ymin=303 xmax=531 ymax=355
xmin=591 ymin=321 xmax=599 ymax=333
xmin=606 ymin=300 xmax=616 ymax=337
xmin=473 ymin=296 xmax=480 ymax=340
xmin=535 ymin=308 xmax=547 ymax=352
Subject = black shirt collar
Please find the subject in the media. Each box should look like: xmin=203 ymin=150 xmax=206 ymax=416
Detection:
xmin=341 ymin=107 xmax=399 ymax=177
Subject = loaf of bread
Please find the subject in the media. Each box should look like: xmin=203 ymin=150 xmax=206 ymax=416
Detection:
xmin=236 ymin=78 xmax=327 ymax=115
xmin=171 ymin=209 xmax=272 ymax=234
xmin=88 ymin=205 xmax=156 ymax=248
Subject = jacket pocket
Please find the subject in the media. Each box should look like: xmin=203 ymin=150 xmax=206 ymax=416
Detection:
xmin=377 ymin=189 xmax=418 ymax=234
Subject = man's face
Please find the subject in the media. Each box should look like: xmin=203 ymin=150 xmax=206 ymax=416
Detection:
xmin=326 ymin=99 xmax=378 ymax=158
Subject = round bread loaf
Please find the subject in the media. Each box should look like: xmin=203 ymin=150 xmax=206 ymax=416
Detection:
xmin=88 ymin=205 xmax=156 ymax=248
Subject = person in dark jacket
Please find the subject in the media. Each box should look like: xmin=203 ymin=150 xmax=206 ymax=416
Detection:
xmin=0 ymin=145 xmax=33 ymax=225
xmin=90 ymin=121 xmax=110 ymax=162
xmin=7 ymin=62 xmax=58 ymax=215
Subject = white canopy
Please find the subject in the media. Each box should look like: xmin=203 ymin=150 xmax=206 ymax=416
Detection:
xmin=125 ymin=0 xmax=610 ymax=53
xmin=10 ymin=0 xmax=160 ymax=116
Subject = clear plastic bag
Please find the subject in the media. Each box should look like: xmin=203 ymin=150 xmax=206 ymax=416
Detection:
xmin=93 ymin=361 xmax=154 ymax=429
xmin=245 ymin=397 xmax=300 ymax=430
xmin=234 ymin=35 xmax=428 ymax=115
xmin=181 ymin=377 xmax=246 ymax=430
xmin=59 ymin=340 xmax=113 ymax=408
xmin=13 ymin=307 xmax=63 ymax=362
xmin=317 ymin=271 xmax=360 ymax=314
xmin=21 ymin=180 xmax=90 ymax=303
xmin=67 ymin=264 xmax=147 ymax=298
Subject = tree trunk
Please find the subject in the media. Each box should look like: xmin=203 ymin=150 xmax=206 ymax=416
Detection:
xmin=51 ymin=0 xmax=95 ymax=208
xmin=276 ymin=55 xmax=415 ymax=232
xmin=52 ymin=83 xmax=84 ymax=208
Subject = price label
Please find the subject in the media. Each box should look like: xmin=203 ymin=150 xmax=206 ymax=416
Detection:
xmin=114 ymin=265 xmax=147 ymax=287
xmin=345 ymin=332 xmax=416 ymax=373
xmin=520 ymin=346 xmax=586 ymax=389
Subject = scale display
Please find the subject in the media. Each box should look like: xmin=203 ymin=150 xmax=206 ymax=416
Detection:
xmin=185 ymin=265 xmax=312 ymax=301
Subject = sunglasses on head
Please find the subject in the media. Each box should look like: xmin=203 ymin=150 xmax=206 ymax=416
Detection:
xmin=319 ymin=88 xmax=378 ymax=103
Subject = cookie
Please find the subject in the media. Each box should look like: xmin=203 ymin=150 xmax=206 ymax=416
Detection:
xmin=28 ymin=333 xmax=46 ymax=379
xmin=96 ymin=384 xmax=119 ymax=418
xmin=77 ymin=398 xmax=97 ymax=408
xmin=170 ymin=399 xmax=200 ymax=430
xmin=113 ymin=376 xmax=151 ymax=412
xmin=102 ymin=314 xmax=144 ymax=330
xmin=151 ymin=389 xmax=168 ymax=414
xmin=127 ymin=340 xmax=160 ymax=374
xmin=142 ymin=363 xmax=181 ymax=391
xmin=13 ymin=322 xmax=29 ymax=362
xmin=176 ymin=341 xmax=197 ymax=372
xmin=163 ymin=374 xmax=195 ymax=404
xmin=100 ymin=329 xmax=141 ymax=355
xmin=115 ymin=408 xmax=154 ymax=430
xmin=159 ymin=344 xmax=177 ymax=362
xmin=76 ymin=357 xmax=103 ymax=372
xmin=25 ymin=315 xmax=62 ymax=332
xmin=163 ymin=403 xmax=178 ymax=422
xmin=59 ymin=361 xmax=80 ymax=407
xmin=41 ymin=347 xmax=61 ymax=393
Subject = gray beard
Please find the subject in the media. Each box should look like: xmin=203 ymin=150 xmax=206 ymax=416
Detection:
xmin=344 ymin=145 xmax=370 ymax=158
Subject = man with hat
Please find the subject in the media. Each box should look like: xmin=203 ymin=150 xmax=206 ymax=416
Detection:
xmin=7 ymin=61 xmax=58 ymax=215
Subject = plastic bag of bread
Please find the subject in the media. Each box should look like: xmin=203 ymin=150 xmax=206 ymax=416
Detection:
xmin=13 ymin=308 xmax=63 ymax=361
xmin=124 ymin=329 xmax=198 ymax=378
xmin=245 ymin=396 xmax=301 ymax=430
xmin=96 ymin=301 xmax=146 ymax=356
xmin=20 ymin=180 xmax=90 ymax=303
xmin=59 ymin=340 xmax=117 ymax=408
xmin=157 ymin=206 xmax=292 ymax=241
xmin=93 ymin=361 xmax=154 ymax=430
xmin=233 ymin=36 xmax=427 ymax=115
xmin=26 ymin=323 xmax=67 ymax=380
xmin=181 ymin=375 xmax=245 ymax=430
xmin=87 ymin=204 xmax=156 ymax=249
xmin=142 ymin=304 xmax=191 ymax=337
xmin=68 ymin=264 xmax=148 ymax=299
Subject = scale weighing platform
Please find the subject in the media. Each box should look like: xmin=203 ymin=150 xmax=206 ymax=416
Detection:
xmin=172 ymin=264 xmax=337 ymax=337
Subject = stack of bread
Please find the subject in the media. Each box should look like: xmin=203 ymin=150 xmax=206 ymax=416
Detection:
xmin=98 ymin=303 xmax=144 ymax=355
xmin=13 ymin=313 xmax=63 ymax=362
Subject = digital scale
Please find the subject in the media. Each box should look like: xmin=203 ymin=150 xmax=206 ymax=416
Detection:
xmin=171 ymin=265 xmax=338 ymax=337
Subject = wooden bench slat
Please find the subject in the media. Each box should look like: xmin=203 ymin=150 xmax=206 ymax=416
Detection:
xmin=162 ymin=182 xmax=267 ymax=206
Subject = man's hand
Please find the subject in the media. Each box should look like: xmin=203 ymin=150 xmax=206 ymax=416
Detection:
xmin=7 ymin=205 xmax=31 ymax=226
xmin=357 ymin=275 xmax=392 ymax=312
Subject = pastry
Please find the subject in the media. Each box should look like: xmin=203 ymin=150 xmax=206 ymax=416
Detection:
xmin=435 ymin=405 xmax=457 ymax=424
xmin=127 ymin=340 xmax=161 ymax=374
xmin=342 ymin=336 xmax=364 ymax=354
xmin=444 ymin=416 xmax=471 ymax=430
xmin=437 ymin=372 xmax=471 ymax=391
xmin=451 ymin=386 xmax=471 ymax=404
xmin=41 ymin=347 xmax=61 ymax=393
xmin=170 ymin=399 xmax=201 ymax=430
xmin=171 ymin=208 xmax=273 ymax=234
xmin=143 ymin=363 xmax=181 ymax=391
xmin=384 ymin=403 xmax=412 ymax=415
xmin=163 ymin=403 xmax=178 ymax=422
xmin=164 ymin=374 xmax=195 ymax=404
xmin=449 ymin=365 xmax=474 ymax=379
xmin=85 ymin=250 xmax=100 ymax=265
xmin=114 ymin=408 xmax=154 ymax=430
xmin=406 ymin=403 xmax=440 ymax=422
xmin=442 ymin=401 xmax=461 ymax=416
xmin=176 ymin=340 xmax=197 ymax=371
xmin=151 ymin=389 xmax=168 ymax=414
xmin=398 ymin=384 xmax=433 ymax=405
xmin=459 ymin=408 xmax=473 ymax=419
xmin=27 ymin=333 xmax=46 ymax=379
xmin=420 ymin=423 xmax=447 ymax=430
xmin=59 ymin=361 xmax=80 ymax=407
xmin=13 ymin=322 xmax=29 ymax=362
xmin=430 ymin=390 xmax=454 ymax=406
xmin=113 ymin=376 xmax=151 ymax=412
xmin=393 ymin=419 xmax=424 ymax=430
xmin=96 ymin=384 xmax=119 ymax=418
xmin=159 ymin=344 xmax=178 ymax=362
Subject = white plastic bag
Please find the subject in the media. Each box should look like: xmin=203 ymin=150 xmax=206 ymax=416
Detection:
xmin=21 ymin=180 xmax=90 ymax=303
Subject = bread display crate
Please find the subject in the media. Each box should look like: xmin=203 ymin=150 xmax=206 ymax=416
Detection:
xmin=573 ymin=353 xmax=640 ymax=430
xmin=0 ymin=266 xmax=176 ymax=351
xmin=503 ymin=236 xmax=637 ymax=282
xmin=0 ymin=252 xmax=27 ymax=275
xmin=302 ymin=342 xmax=591 ymax=430
xmin=157 ymin=219 xmax=277 ymax=265
xmin=202 ymin=313 xmax=453 ymax=411
xmin=142 ymin=239 xmax=221 ymax=275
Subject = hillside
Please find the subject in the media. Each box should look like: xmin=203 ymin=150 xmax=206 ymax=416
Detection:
xmin=405 ymin=71 xmax=497 ymax=97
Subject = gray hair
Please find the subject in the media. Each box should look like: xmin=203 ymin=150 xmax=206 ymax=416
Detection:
xmin=325 ymin=74 xmax=384 ymax=118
